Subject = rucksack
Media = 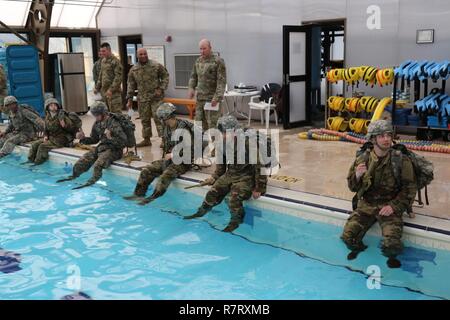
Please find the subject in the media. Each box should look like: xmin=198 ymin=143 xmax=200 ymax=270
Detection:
xmin=354 ymin=142 xmax=434 ymax=211
xmin=110 ymin=113 xmax=136 ymax=150
xmin=21 ymin=104 xmax=45 ymax=132
xmin=64 ymin=111 xmax=83 ymax=136
xmin=245 ymin=129 xmax=280 ymax=176
xmin=391 ymin=144 xmax=434 ymax=207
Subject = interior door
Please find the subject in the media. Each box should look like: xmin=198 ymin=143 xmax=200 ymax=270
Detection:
xmin=282 ymin=25 xmax=312 ymax=129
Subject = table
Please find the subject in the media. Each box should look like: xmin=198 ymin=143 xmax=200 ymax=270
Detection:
xmin=163 ymin=98 xmax=197 ymax=119
xmin=223 ymin=90 xmax=260 ymax=119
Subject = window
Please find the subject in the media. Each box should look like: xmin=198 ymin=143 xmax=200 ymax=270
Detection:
xmin=174 ymin=54 xmax=200 ymax=88
xmin=71 ymin=37 xmax=95 ymax=91
xmin=0 ymin=33 xmax=27 ymax=48
xmin=0 ymin=0 xmax=101 ymax=28
xmin=49 ymin=37 xmax=69 ymax=54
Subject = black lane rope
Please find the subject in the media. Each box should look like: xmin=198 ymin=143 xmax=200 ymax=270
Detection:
xmin=0 ymin=157 xmax=446 ymax=300
xmin=155 ymin=206 xmax=446 ymax=300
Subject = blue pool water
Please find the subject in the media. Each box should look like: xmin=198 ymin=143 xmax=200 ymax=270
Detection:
xmin=0 ymin=154 xmax=449 ymax=300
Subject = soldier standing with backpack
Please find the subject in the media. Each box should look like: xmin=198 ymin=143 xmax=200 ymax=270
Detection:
xmin=0 ymin=96 xmax=45 ymax=158
xmin=27 ymin=98 xmax=80 ymax=165
xmin=341 ymin=120 xmax=418 ymax=269
xmin=57 ymin=101 xmax=127 ymax=189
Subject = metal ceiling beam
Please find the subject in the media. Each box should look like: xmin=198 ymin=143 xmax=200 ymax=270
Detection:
xmin=0 ymin=19 xmax=43 ymax=52
xmin=26 ymin=0 xmax=55 ymax=92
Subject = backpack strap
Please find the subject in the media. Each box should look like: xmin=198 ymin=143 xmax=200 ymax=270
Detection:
xmin=390 ymin=149 xmax=403 ymax=189
xmin=352 ymin=148 xmax=372 ymax=210
xmin=21 ymin=105 xmax=45 ymax=131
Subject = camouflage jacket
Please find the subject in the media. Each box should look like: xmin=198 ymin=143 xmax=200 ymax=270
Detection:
xmin=348 ymin=149 xmax=417 ymax=214
xmin=96 ymin=56 xmax=122 ymax=93
xmin=92 ymin=59 xmax=102 ymax=84
xmin=5 ymin=105 xmax=44 ymax=137
xmin=162 ymin=119 xmax=195 ymax=162
xmin=44 ymin=110 xmax=73 ymax=141
xmin=0 ymin=65 xmax=7 ymax=107
xmin=188 ymin=54 xmax=227 ymax=102
xmin=213 ymin=136 xmax=268 ymax=194
xmin=80 ymin=114 xmax=127 ymax=152
xmin=127 ymin=60 xmax=169 ymax=102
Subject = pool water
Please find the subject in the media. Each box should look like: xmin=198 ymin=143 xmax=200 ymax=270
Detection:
xmin=0 ymin=154 xmax=449 ymax=300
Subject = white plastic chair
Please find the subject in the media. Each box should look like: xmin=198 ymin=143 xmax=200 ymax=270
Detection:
xmin=248 ymin=95 xmax=278 ymax=130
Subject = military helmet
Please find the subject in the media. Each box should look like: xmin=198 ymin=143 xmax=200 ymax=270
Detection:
xmin=3 ymin=96 xmax=18 ymax=107
xmin=156 ymin=103 xmax=177 ymax=121
xmin=366 ymin=120 xmax=393 ymax=139
xmin=45 ymin=98 xmax=61 ymax=111
xmin=217 ymin=115 xmax=240 ymax=132
xmin=90 ymin=101 xmax=108 ymax=116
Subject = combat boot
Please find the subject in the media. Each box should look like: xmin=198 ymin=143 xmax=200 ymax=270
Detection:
xmin=387 ymin=256 xmax=402 ymax=269
xmin=184 ymin=203 xmax=212 ymax=220
xmin=223 ymin=212 xmax=244 ymax=233
xmin=136 ymin=139 xmax=152 ymax=148
xmin=124 ymin=183 xmax=148 ymax=201
xmin=138 ymin=189 xmax=165 ymax=206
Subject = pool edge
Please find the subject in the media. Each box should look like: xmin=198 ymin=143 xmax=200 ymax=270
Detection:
xmin=13 ymin=146 xmax=450 ymax=252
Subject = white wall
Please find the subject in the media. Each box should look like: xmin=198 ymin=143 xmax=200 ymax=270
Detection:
xmin=98 ymin=0 xmax=450 ymax=99
xmin=98 ymin=0 xmax=302 ymax=99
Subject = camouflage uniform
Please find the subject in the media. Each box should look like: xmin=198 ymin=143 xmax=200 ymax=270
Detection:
xmin=133 ymin=104 xmax=193 ymax=199
xmin=28 ymin=99 xmax=74 ymax=164
xmin=92 ymin=59 xmax=102 ymax=85
xmin=0 ymin=97 xmax=44 ymax=157
xmin=188 ymin=54 xmax=227 ymax=131
xmin=71 ymin=113 xmax=127 ymax=184
xmin=96 ymin=56 xmax=123 ymax=113
xmin=0 ymin=64 xmax=7 ymax=108
xmin=341 ymin=121 xmax=417 ymax=258
xmin=186 ymin=116 xmax=268 ymax=231
xmin=127 ymin=59 xmax=169 ymax=139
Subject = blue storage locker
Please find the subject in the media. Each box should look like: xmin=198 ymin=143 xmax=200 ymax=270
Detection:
xmin=0 ymin=47 xmax=8 ymax=122
xmin=0 ymin=47 xmax=9 ymax=91
xmin=5 ymin=45 xmax=44 ymax=115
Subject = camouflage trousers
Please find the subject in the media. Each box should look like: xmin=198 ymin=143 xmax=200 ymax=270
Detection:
xmin=0 ymin=91 xmax=7 ymax=106
xmin=202 ymin=174 xmax=254 ymax=224
xmin=28 ymin=136 xmax=70 ymax=165
xmin=195 ymin=100 xmax=222 ymax=132
xmin=101 ymin=90 xmax=123 ymax=114
xmin=139 ymin=99 xmax=164 ymax=139
xmin=0 ymin=132 xmax=32 ymax=156
xmin=134 ymin=160 xmax=190 ymax=197
xmin=72 ymin=147 xmax=123 ymax=184
xmin=341 ymin=201 xmax=404 ymax=257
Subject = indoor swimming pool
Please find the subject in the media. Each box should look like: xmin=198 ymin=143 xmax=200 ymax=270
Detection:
xmin=0 ymin=154 xmax=449 ymax=300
